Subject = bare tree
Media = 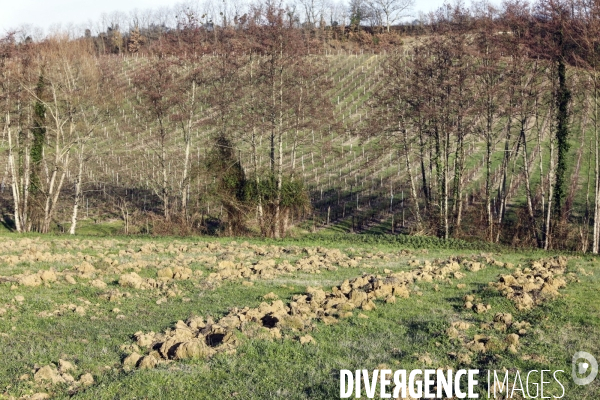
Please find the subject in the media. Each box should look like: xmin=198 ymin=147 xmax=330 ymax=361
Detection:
xmin=1 ymin=33 xmax=28 ymax=232
xmin=299 ymin=0 xmax=325 ymax=27
xmin=239 ymin=1 xmax=331 ymax=237
xmin=365 ymin=0 xmax=414 ymax=31
xmin=132 ymin=48 xmax=181 ymax=221
xmin=325 ymin=0 xmax=347 ymax=26
xmin=17 ymin=38 xmax=102 ymax=233
xmin=68 ymin=55 xmax=112 ymax=234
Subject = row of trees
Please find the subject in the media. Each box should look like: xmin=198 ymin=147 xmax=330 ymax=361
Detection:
xmin=369 ymin=0 xmax=600 ymax=250
xmin=1 ymin=37 xmax=115 ymax=233
xmin=5 ymin=0 xmax=600 ymax=251
xmin=1 ymin=3 xmax=333 ymax=238
xmin=13 ymin=0 xmax=416 ymax=47
xmin=127 ymin=4 xmax=334 ymax=237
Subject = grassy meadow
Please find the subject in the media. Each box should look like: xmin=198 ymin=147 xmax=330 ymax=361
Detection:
xmin=0 ymin=230 xmax=598 ymax=399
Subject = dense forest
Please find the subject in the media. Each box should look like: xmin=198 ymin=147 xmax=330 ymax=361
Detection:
xmin=2 ymin=0 xmax=600 ymax=252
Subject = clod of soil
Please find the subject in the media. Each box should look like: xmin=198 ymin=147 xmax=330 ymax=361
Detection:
xmin=123 ymin=353 xmax=142 ymax=369
xmin=299 ymin=335 xmax=315 ymax=345
xmin=58 ymin=359 xmax=75 ymax=373
xmin=263 ymin=292 xmax=279 ymax=300
xmin=137 ymin=355 xmax=158 ymax=369
xmin=490 ymin=256 xmax=573 ymax=310
xmin=506 ymin=333 xmax=520 ymax=346
xmin=34 ymin=365 xmax=65 ymax=385
xmin=79 ymin=373 xmax=94 ymax=386
xmin=118 ymin=272 xmax=144 ymax=289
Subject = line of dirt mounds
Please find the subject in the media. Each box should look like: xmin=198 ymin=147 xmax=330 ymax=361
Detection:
xmin=121 ymin=256 xmax=483 ymax=370
xmin=2 ymin=240 xmax=413 ymax=293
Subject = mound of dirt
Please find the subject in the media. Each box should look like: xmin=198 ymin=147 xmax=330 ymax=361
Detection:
xmin=123 ymin=271 xmax=417 ymax=369
xmin=490 ymin=256 xmax=574 ymax=310
xmin=32 ymin=361 xmax=93 ymax=390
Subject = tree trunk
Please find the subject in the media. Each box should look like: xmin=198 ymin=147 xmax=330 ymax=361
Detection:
xmin=402 ymin=126 xmax=421 ymax=227
xmin=553 ymin=57 xmax=571 ymax=219
xmin=181 ymin=80 xmax=195 ymax=219
xmin=544 ymin=136 xmax=555 ymax=250
xmin=485 ymin=117 xmax=493 ymax=241
xmin=6 ymin=115 xmax=22 ymax=233
xmin=443 ymin=126 xmax=449 ymax=240
xmin=22 ymin=144 xmax=31 ymax=231
xmin=274 ymin=41 xmax=284 ymax=239
xmin=161 ymin=125 xmax=169 ymax=221
xmin=593 ymin=72 xmax=600 ymax=253
xmin=275 ymin=126 xmax=283 ymax=239
xmin=495 ymin=116 xmax=514 ymax=243
xmin=252 ymin=127 xmax=264 ymax=234
xmin=454 ymin=129 xmax=465 ymax=231
xmin=418 ymin=122 xmax=429 ymax=207
xmin=521 ymin=127 xmax=541 ymax=248
xmin=70 ymin=144 xmax=84 ymax=235
xmin=43 ymin=168 xmax=58 ymax=234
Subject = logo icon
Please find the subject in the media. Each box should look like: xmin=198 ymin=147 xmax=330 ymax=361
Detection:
xmin=572 ymin=351 xmax=598 ymax=385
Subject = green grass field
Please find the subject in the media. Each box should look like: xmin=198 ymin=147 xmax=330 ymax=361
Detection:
xmin=0 ymin=232 xmax=598 ymax=399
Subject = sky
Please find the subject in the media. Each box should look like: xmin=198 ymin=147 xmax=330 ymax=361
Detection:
xmin=0 ymin=0 xmax=175 ymax=36
xmin=0 ymin=0 xmax=480 ymax=37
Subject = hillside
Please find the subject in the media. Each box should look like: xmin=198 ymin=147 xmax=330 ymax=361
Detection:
xmin=1 ymin=48 xmax=591 ymax=244
xmin=2 ymin=2 xmax=600 ymax=253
